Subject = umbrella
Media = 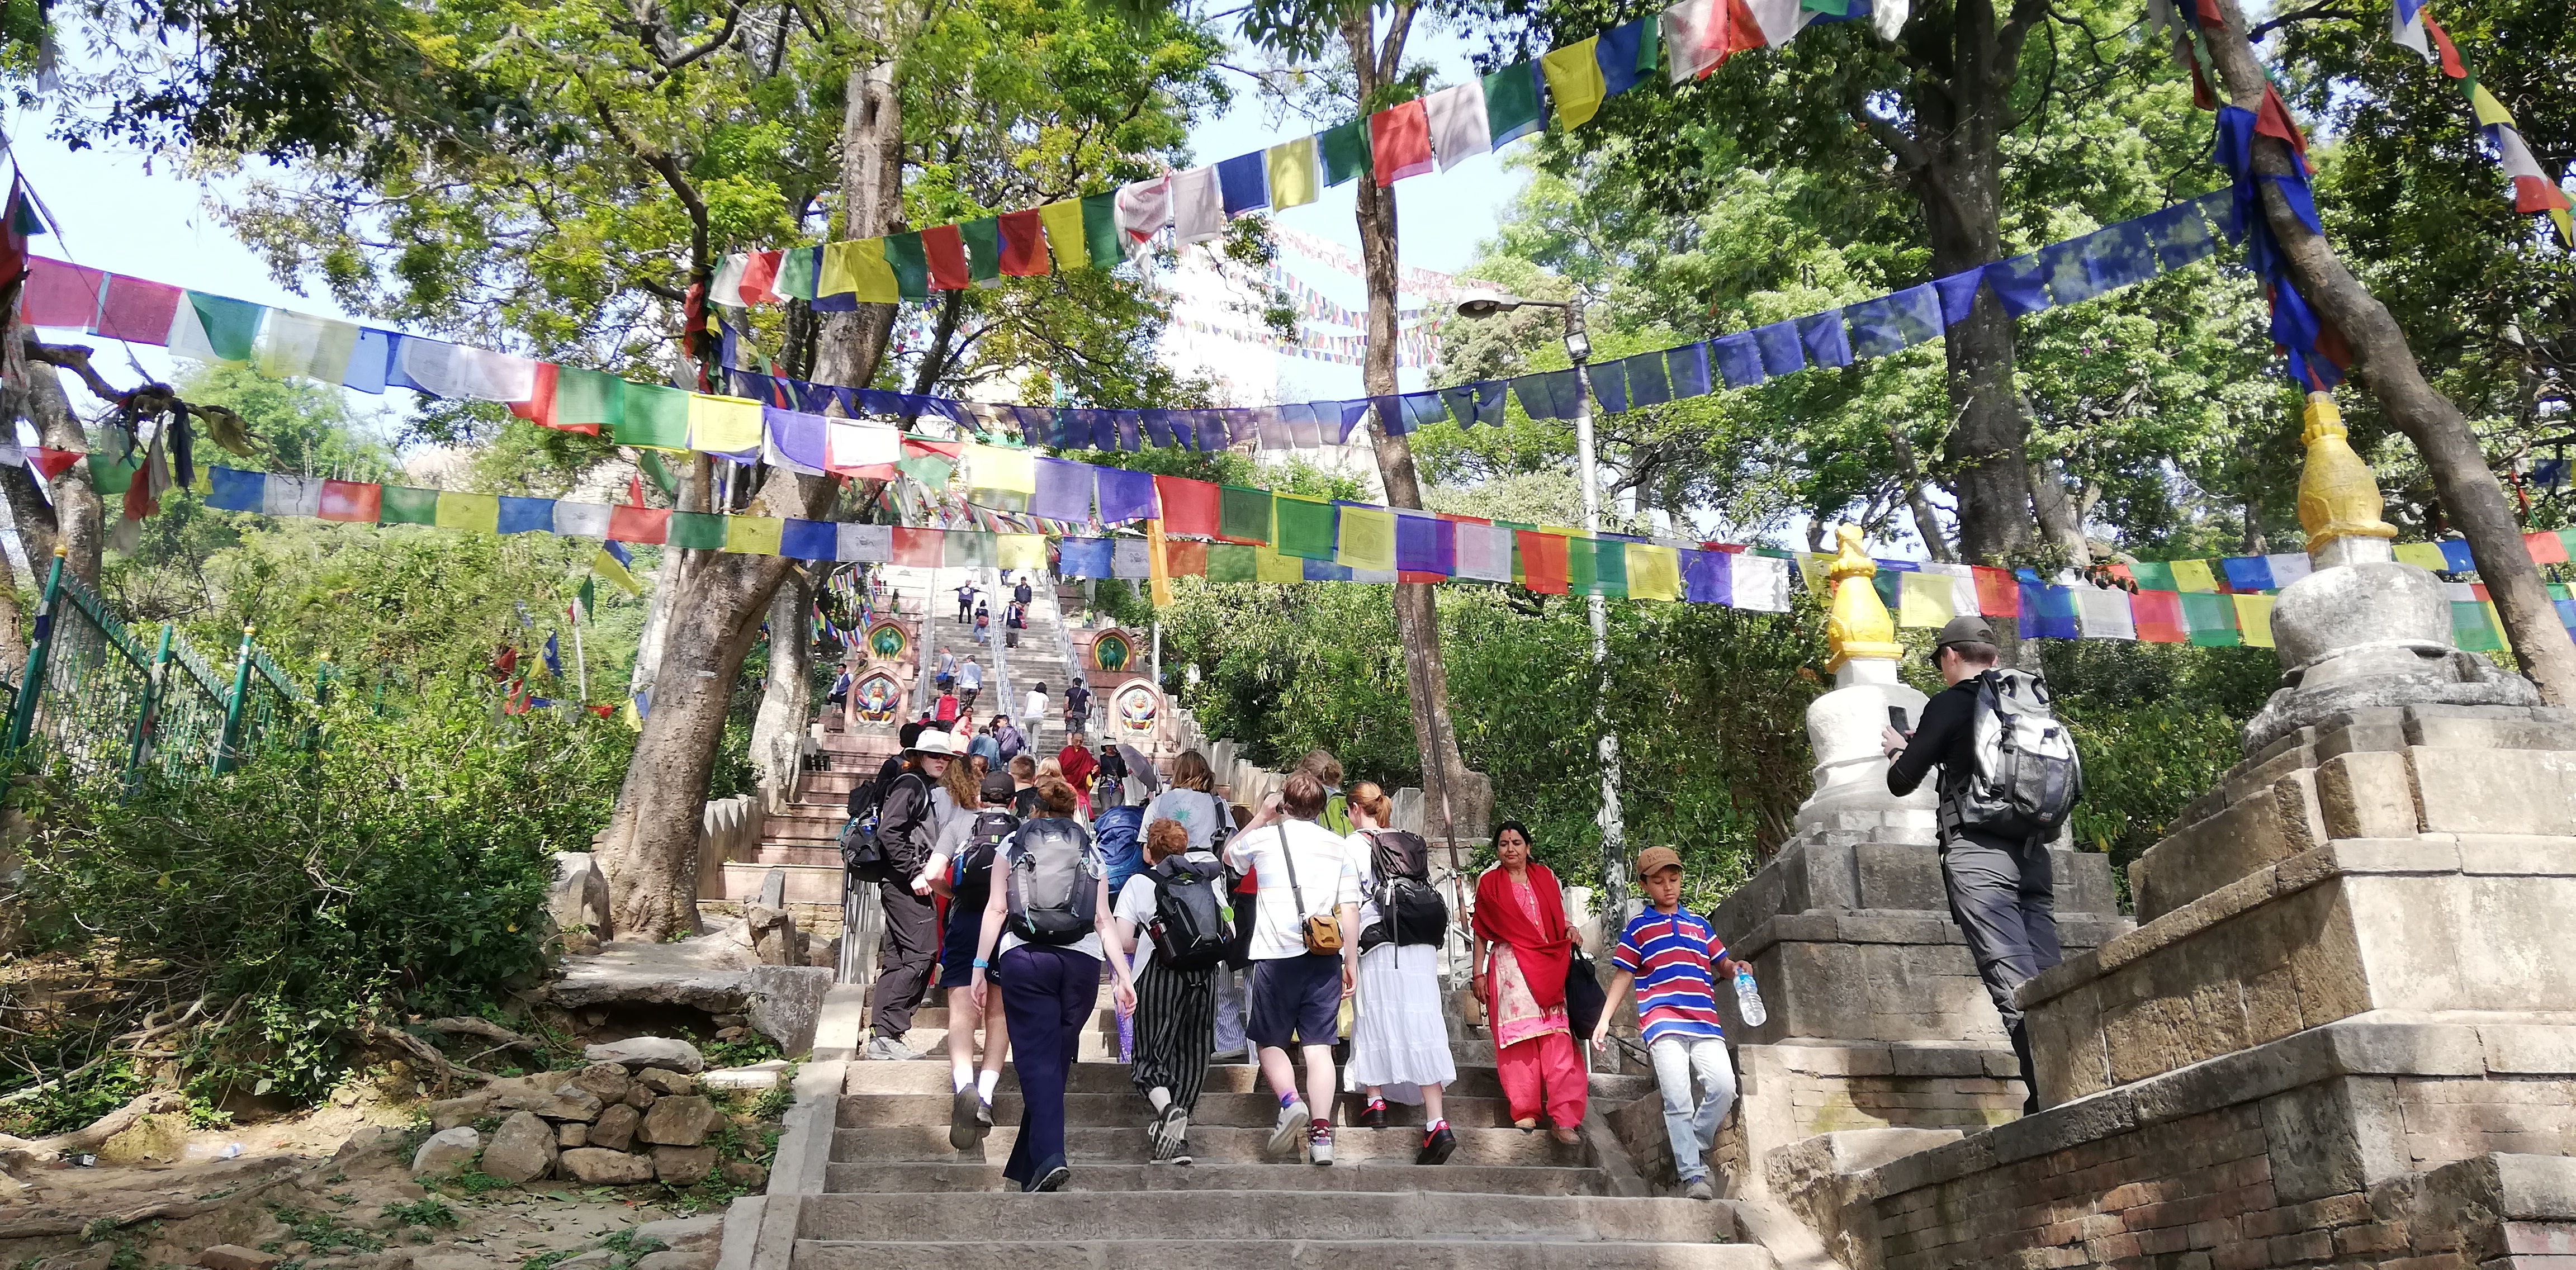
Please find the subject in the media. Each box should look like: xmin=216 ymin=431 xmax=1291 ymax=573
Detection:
xmin=1117 ymin=742 xmax=1163 ymax=797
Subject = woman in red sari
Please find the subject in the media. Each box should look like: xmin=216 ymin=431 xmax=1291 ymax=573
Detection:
xmin=1470 ymin=821 xmax=1587 ymax=1142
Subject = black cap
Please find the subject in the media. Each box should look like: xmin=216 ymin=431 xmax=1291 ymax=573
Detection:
xmin=979 ymin=771 xmax=1018 ymax=803
xmin=1935 ymin=615 xmax=1998 ymax=648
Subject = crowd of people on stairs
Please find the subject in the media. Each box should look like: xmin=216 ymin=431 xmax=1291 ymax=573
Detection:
xmin=828 ymin=731 xmax=1768 ymax=1196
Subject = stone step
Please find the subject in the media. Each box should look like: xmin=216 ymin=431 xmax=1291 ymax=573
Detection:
xmin=879 ymin=1028 xmax=1532 ymax=1075
xmin=831 ymin=1091 xmax=1525 ymax=1131
xmin=830 ymin=1124 xmax=1592 ymax=1167
xmin=792 ymin=1239 xmax=1768 ymax=1270
xmin=719 ymin=861 xmax=849 ymax=904
xmin=733 ymin=844 xmax=846 ymax=869
xmin=797 ymin=1192 xmax=1732 ymax=1244
xmin=841 ymin=1056 xmax=1646 ymax=1105
xmin=812 ymin=1161 xmax=1609 ymax=1196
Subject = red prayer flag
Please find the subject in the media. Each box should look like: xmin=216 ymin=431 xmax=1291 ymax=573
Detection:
xmin=1164 ymin=539 xmax=1208 ymax=578
xmin=1370 ymin=100 xmax=1434 ymax=187
xmin=998 ymin=210 xmax=1050 ymax=277
xmin=901 ymin=437 xmax=962 ymax=462
xmin=2528 ymin=529 xmax=2570 ymax=566
xmin=922 ymin=225 xmax=972 ymax=291
xmin=20 ymin=258 xmax=102 ymax=329
xmin=609 ymin=505 xmax=670 ymax=544
xmin=1517 ymin=530 xmax=1569 ymax=595
xmin=318 ymin=480 xmax=383 ymax=523
xmin=2421 ymin=13 xmax=2468 ymax=79
xmin=94 ymin=274 xmax=183 ymax=344
xmin=1713 ymin=0 xmax=1766 ymax=63
xmin=2132 ymin=589 xmax=2185 ymax=643
xmin=30 ymin=448 xmax=83 ymax=481
xmin=628 ymin=473 xmax=648 ymax=506
xmin=1153 ymin=475 xmax=1221 ymax=537
xmin=892 ymin=527 xmax=944 ymax=567
xmin=1971 ymin=566 xmax=2021 ymax=617
xmin=2255 ymin=83 xmax=2309 ymax=159
xmin=741 ymin=250 xmax=783 ymax=304
xmin=509 ymin=363 xmax=585 ymax=434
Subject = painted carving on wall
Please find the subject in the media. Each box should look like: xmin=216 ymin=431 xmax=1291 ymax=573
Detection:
xmin=853 ymin=671 xmax=904 ymax=724
xmin=868 ymin=621 xmax=908 ymax=661
xmin=1092 ymin=628 xmax=1134 ymax=673
xmin=1110 ymin=680 xmax=1161 ymax=743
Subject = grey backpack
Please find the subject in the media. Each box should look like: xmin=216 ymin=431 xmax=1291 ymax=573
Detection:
xmin=1005 ymin=818 xmax=1101 ymax=945
xmin=1949 ymin=670 xmax=2082 ymax=841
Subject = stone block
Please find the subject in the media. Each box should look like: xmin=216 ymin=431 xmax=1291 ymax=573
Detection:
xmin=558 ymin=1123 xmax=587 ymax=1149
xmin=2455 ymin=835 xmax=2576 ymax=876
xmin=550 ymin=852 xmax=612 ymax=938
xmin=495 ymin=1078 xmax=603 ymax=1123
xmin=2316 ymin=750 xmax=2418 ymax=840
xmin=1888 ymin=1046 xmax=1987 ymax=1078
xmin=2314 ymin=712 xmax=2410 ymax=762
xmin=2261 ymin=1075 xmax=2409 ymax=1203
xmin=410 ymin=1126 xmax=481 ymax=1176
xmin=2498 ymin=1155 xmax=2576 ymax=1220
xmin=2480 ymin=1025 xmax=2576 ymax=1075
xmin=481 ymin=1110 xmax=558 ymax=1184
xmin=197 ymin=1248 xmax=283 ymax=1270
xmin=586 ymin=1036 xmax=706 ymax=1073
xmin=2408 ymin=746 xmax=2576 ymax=836
xmin=2133 ymin=774 xmax=2324 ymax=923
xmin=636 ymin=1067 xmax=699 ymax=1096
xmin=427 ymin=1093 xmax=494 ymax=1130
xmin=746 ymin=964 xmax=832 ymax=1054
xmin=2052 ymin=849 xmax=2121 ymax=919
xmin=2404 ymin=709 xmax=2576 ymax=752
xmin=566 ymin=1063 xmax=632 ymax=1105
xmin=1986 ymin=1089 xmax=2137 ymax=1165
xmin=589 ymin=1102 xmax=641 ymax=1152
xmin=96 ymin=1111 xmax=189 ymax=1165
xmin=653 ymin=1144 xmax=720 ymax=1185
xmin=1854 ymin=842 xmax=1945 ymax=911
xmin=641 ymin=1094 xmax=721 ymax=1146
xmin=558 ymin=1147 xmax=658 ymax=1184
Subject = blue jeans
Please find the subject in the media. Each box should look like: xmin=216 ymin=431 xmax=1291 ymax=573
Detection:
xmin=1649 ymin=1035 xmax=1737 ymax=1184
xmin=996 ymin=943 xmax=1100 ymax=1189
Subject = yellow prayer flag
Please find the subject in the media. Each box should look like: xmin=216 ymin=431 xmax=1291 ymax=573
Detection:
xmin=723 ymin=515 xmax=783 ymax=556
xmin=967 ymin=443 xmax=1038 ymax=495
xmin=1147 ymin=520 xmax=1173 ymax=608
xmin=2170 ymin=558 xmax=2219 ymax=592
xmin=686 ymin=394 xmax=765 ymax=455
xmin=825 ymin=238 xmax=901 ymax=304
xmin=1541 ymin=39 xmax=1606 ymax=129
xmin=2232 ymin=594 xmax=2276 ymax=648
xmin=1626 ymin=543 xmax=1681 ymax=601
xmin=1267 ymin=138 xmax=1319 ymax=211
xmin=1038 ymin=200 xmax=1091 ymax=272
xmin=1793 ymin=551 xmax=1830 ymax=595
xmin=1899 ymin=571 xmax=1959 ymax=628
xmin=2469 ymin=84 xmax=2515 ymax=129
xmin=2394 ymin=542 xmax=2451 ymax=571
xmin=997 ymin=533 xmax=1046 ymax=572
xmin=434 ymin=491 xmax=500 ymax=534
xmin=1255 ymin=542 xmax=1305 ymax=583
xmin=1336 ymin=506 xmax=1397 ymax=572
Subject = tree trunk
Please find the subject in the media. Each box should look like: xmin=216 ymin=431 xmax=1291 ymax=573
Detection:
xmin=2239 ymin=435 xmax=2267 ymax=556
xmin=1342 ymin=8 xmax=1492 ymax=853
xmin=2026 ymin=451 xmax=2092 ymax=565
xmin=2200 ymin=0 xmax=2576 ymax=703
xmin=814 ymin=56 xmax=904 ymax=393
xmin=1883 ymin=423 xmax=1956 ymax=562
xmin=17 ymin=344 xmax=102 ymax=585
xmin=747 ymin=568 xmax=817 ymax=809
xmin=1921 ymin=184 xmax=2035 ymax=567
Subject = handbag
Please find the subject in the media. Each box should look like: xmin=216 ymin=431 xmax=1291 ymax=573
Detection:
xmin=1277 ymin=824 xmax=1344 ymax=955
xmin=1564 ymin=950 xmax=1607 ymax=1040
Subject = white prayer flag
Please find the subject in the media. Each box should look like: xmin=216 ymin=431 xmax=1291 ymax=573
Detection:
xmin=552 ymin=502 xmax=613 ymax=538
xmin=1171 ymin=167 xmax=1225 ymax=246
xmin=1424 ymin=82 xmax=1493 ymax=172
xmin=837 ymin=523 xmax=893 ymax=562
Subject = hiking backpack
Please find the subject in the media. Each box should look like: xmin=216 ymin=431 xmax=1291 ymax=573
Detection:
xmin=1092 ymin=804 xmax=1147 ymax=897
xmin=950 ymin=809 xmax=1020 ymax=909
xmin=1947 ymin=669 xmax=2083 ymax=842
xmin=1145 ymin=855 xmax=1233 ymax=971
xmin=839 ymin=765 xmax=897 ymax=880
xmin=1356 ymin=828 xmax=1448 ymax=952
xmin=1004 ymin=818 xmax=1101 ymax=945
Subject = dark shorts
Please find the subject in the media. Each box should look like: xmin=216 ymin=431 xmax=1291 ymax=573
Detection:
xmin=937 ymin=905 xmax=984 ymax=989
xmin=1248 ymin=953 xmax=1343 ymax=1050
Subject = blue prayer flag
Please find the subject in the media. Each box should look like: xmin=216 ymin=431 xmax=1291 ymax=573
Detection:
xmin=2220 ymin=556 xmax=2276 ymax=591
xmin=498 ymin=496 xmax=556 ymax=534
xmin=1983 ymin=255 xmax=2052 ymax=316
xmin=1684 ymin=549 xmax=1731 ymax=604
xmin=207 ymin=466 xmax=266 ymax=512
xmin=1711 ymin=334 xmax=1765 ymax=388
xmin=1753 ymin=321 xmax=1806 ymax=376
xmin=1625 ymin=352 xmax=1671 ymax=407
xmin=2438 ymin=539 xmax=2477 ymax=572
xmin=2081 ymin=219 xmax=2160 ymax=292
xmin=1800 ymin=310 xmax=1853 ymax=368
xmin=1597 ymin=18 xmax=1651 ymax=98
xmin=1096 ymin=466 xmax=1157 ymax=523
xmin=1933 ymin=271 xmax=1984 ymax=325
xmin=1666 ymin=343 xmax=1712 ymax=399
xmin=1589 ymin=361 xmax=1628 ymax=414
xmin=1058 ymin=537 xmax=1115 ymax=579
xmin=780 ymin=518 xmax=838 ymax=560
xmin=1216 ymin=153 xmax=1270 ymax=214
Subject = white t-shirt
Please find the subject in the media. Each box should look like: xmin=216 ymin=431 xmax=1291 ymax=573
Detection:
xmin=960 ymin=662 xmax=983 ymax=690
xmin=1346 ymin=830 xmax=1386 ymax=927
xmin=1224 ymin=818 xmax=1361 ymax=961
xmin=1111 ymin=850 xmax=1224 ymax=974
xmin=996 ymin=822 xmax=1109 ymax=960
xmin=1142 ymin=789 xmax=1225 ymax=850
xmin=1023 ymin=688 xmax=1048 ymax=717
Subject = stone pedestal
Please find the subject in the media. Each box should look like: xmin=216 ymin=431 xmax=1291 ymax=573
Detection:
xmin=1794 ymin=658 xmax=1939 ymax=843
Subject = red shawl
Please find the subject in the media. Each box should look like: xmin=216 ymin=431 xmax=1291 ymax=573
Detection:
xmin=1472 ymin=863 xmax=1574 ymax=1010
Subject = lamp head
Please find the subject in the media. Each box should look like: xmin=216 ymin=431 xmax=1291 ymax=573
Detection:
xmin=1455 ymin=291 xmax=1522 ymax=319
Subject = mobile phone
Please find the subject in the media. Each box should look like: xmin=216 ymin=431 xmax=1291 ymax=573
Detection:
xmin=1887 ymin=705 xmax=1910 ymax=734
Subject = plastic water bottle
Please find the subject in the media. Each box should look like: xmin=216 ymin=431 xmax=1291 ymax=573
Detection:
xmin=1734 ymin=969 xmax=1768 ymax=1028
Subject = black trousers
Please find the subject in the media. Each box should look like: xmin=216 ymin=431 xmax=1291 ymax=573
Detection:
xmin=870 ymin=880 xmax=939 ymax=1039
xmin=1941 ymin=828 xmax=2062 ymax=1107
xmin=1130 ymin=959 xmax=1216 ymax=1112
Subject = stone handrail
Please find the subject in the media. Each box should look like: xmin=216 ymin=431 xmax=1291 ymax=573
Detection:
xmin=694 ymin=793 xmax=761 ymax=903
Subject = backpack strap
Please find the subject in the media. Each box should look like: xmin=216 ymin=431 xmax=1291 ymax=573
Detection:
xmin=1277 ymin=823 xmax=1309 ymax=922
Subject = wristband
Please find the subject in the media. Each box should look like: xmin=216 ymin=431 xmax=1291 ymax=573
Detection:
xmin=972 ymin=958 xmax=989 ymax=969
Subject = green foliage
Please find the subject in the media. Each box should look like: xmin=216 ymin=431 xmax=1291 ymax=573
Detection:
xmin=0 ymin=1059 xmax=146 ymax=1138
xmin=382 ymin=1198 xmax=461 ymax=1230
xmin=13 ymin=685 xmax=632 ymax=1103
xmin=266 ymin=1206 xmax=385 ymax=1255
xmin=699 ymin=1030 xmax=784 ymax=1070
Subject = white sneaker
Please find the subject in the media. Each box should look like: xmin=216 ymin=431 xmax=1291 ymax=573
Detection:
xmin=1267 ymin=1100 xmax=1310 ymax=1157
xmin=1308 ymin=1122 xmax=1333 ymax=1167
xmin=863 ymin=1036 xmax=916 ymax=1062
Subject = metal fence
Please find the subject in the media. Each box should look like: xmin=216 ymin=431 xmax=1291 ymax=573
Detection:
xmin=4 ymin=551 xmax=329 ymax=793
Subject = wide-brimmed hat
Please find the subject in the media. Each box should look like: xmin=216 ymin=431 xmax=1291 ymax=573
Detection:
xmin=909 ymin=728 xmax=962 ymax=758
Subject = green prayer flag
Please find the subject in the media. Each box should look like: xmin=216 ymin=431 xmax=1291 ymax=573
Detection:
xmin=2454 ymin=600 xmax=2505 ymax=652
xmin=776 ymin=247 xmax=820 ymax=301
xmin=577 ymin=576 xmax=596 ymax=617
xmin=897 ymin=452 xmax=955 ymax=489
xmin=2129 ymin=560 xmax=2177 ymax=591
xmin=1080 ymin=194 xmax=1123 ymax=269
xmin=2558 ymin=528 xmax=2576 ymax=563
xmin=638 ymin=450 xmax=679 ymax=497
xmin=1205 ymin=543 xmax=1256 ymax=582
xmin=86 ymin=449 xmax=139 ymax=495
xmin=2179 ymin=591 xmax=2240 ymax=647
xmin=1872 ymin=570 xmax=1901 ymax=614
xmin=1570 ymin=536 xmax=1626 ymax=597
xmin=945 ymin=532 xmax=997 ymax=568
xmin=666 ymin=511 xmax=728 ymax=550
xmin=1484 ymin=63 xmax=1544 ymax=144
xmin=187 ymin=292 xmax=266 ymax=362
xmin=556 ymin=368 xmax=627 ymax=430
xmin=378 ymin=486 xmax=441 ymax=525
xmin=1219 ymin=485 xmax=1272 ymax=544
xmin=615 ymin=385 xmax=691 ymax=451
xmin=1636 ymin=18 xmax=1661 ymax=73
xmin=884 ymin=233 xmax=931 ymax=301
xmin=1273 ymin=495 xmax=1339 ymax=560
xmin=960 ymin=217 xmax=1002 ymax=283
xmin=1319 ymin=121 xmax=1372 ymax=188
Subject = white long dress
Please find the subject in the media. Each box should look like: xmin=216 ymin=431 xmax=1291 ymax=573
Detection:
xmin=1346 ymin=832 xmax=1456 ymax=1103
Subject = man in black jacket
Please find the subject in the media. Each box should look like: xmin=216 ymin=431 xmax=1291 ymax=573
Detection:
xmin=1879 ymin=615 xmax=2062 ymax=1113
xmin=865 ymin=727 xmax=958 ymax=1060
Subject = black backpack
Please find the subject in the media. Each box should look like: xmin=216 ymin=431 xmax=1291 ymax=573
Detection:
xmin=842 ymin=771 xmax=927 ymax=883
xmin=951 ymin=809 xmax=1019 ymax=911
xmin=1145 ymin=855 xmax=1233 ymax=972
xmin=1357 ymin=828 xmax=1447 ymax=953
xmin=1005 ymin=818 xmax=1101 ymax=945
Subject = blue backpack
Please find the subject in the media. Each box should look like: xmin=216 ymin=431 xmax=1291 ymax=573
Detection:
xmin=1092 ymin=804 xmax=1147 ymax=897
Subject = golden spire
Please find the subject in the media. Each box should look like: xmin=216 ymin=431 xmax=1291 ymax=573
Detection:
xmin=1824 ymin=524 xmax=1903 ymax=672
xmin=2295 ymin=391 xmax=2398 ymax=555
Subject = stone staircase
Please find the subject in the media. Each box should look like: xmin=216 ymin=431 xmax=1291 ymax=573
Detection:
xmin=733 ymin=985 xmax=1782 ymax=1270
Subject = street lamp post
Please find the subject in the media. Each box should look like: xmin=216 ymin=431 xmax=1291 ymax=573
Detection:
xmin=1456 ymin=292 xmax=1628 ymax=925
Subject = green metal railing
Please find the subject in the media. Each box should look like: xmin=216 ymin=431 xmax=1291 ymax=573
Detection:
xmin=6 ymin=551 xmax=324 ymax=793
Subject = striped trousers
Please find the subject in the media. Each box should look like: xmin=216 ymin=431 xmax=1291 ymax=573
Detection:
xmin=1130 ymin=958 xmax=1216 ymax=1111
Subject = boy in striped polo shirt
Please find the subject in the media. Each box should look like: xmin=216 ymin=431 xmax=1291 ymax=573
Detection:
xmin=1593 ymin=846 xmax=1745 ymax=1200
